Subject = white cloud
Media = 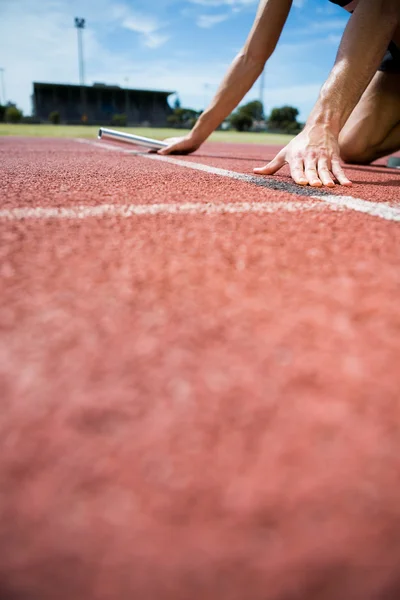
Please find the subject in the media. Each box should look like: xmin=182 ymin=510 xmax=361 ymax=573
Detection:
xmin=121 ymin=13 xmax=160 ymax=35
xmin=144 ymin=32 xmax=171 ymax=49
xmin=293 ymin=0 xmax=306 ymax=7
xmin=116 ymin=7 xmax=170 ymax=48
xmin=263 ymin=82 xmax=321 ymax=107
xmin=196 ymin=13 xmax=230 ymax=28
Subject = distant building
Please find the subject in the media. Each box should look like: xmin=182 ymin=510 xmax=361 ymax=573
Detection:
xmin=33 ymin=82 xmax=174 ymax=125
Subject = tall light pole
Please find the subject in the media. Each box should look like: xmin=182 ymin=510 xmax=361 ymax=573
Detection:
xmin=74 ymin=18 xmax=85 ymax=86
xmin=74 ymin=18 xmax=86 ymax=122
xmin=0 ymin=68 xmax=6 ymax=105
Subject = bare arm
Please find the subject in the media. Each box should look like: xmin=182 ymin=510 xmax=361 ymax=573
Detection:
xmin=159 ymin=0 xmax=292 ymax=154
xmin=192 ymin=0 xmax=293 ymax=142
xmin=254 ymin=0 xmax=400 ymax=187
xmin=307 ymin=0 xmax=400 ymax=135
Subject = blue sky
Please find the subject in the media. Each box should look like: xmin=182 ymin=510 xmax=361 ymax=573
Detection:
xmin=0 ymin=0 xmax=350 ymax=120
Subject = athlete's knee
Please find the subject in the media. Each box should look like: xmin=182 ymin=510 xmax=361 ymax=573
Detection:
xmin=339 ymin=134 xmax=373 ymax=165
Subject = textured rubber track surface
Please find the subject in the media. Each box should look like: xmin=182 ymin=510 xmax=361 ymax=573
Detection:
xmin=1 ymin=138 xmax=327 ymax=208
xmin=1 ymin=138 xmax=400 ymax=600
xmin=183 ymin=142 xmax=400 ymax=203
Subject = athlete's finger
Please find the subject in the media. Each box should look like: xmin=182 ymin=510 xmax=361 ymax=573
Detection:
xmin=304 ymin=155 xmax=322 ymax=187
xmin=158 ymin=143 xmax=187 ymax=155
xmin=317 ymin=157 xmax=335 ymax=187
xmin=289 ymin=157 xmax=308 ymax=186
xmin=331 ymin=157 xmax=352 ymax=186
xmin=253 ymin=150 xmax=286 ymax=175
xmin=158 ymin=138 xmax=195 ymax=155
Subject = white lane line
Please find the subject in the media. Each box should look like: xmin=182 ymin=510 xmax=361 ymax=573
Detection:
xmin=75 ymin=138 xmax=321 ymax=198
xmin=74 ymin=138 xmax=400 ymax=223
xmin=0 ymin=201 xmax=335 ymax=221
xmin=316 ymin=194 xmax=400 ymax=222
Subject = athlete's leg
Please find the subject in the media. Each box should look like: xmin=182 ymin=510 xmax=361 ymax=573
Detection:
xmin=339 ymin=70 xmax=400 ymax=164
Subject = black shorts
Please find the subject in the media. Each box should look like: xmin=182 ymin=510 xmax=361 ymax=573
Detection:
xmin=380 ymin=42 xmax=400 ymax=73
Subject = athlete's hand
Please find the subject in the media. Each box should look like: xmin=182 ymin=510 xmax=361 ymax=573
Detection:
xmin=253 ymin=125 xmax=352 ymax=187
xmin=157 ymin=135 xmax=202 ymax=156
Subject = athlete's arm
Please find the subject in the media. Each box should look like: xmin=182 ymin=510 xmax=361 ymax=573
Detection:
xmin=309 ymin=0 xmax=400 ymax=137
xmin=159 ymin=0 xmax=292 ymax=155
xmin=255 ymin=0 xmax=400 ymax=186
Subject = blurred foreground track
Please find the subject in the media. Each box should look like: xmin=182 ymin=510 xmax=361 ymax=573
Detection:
xmin=1 ymin=137 xmax=400 ymax=600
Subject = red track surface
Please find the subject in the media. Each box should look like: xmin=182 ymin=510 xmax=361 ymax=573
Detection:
xmin=184 ymin=142 xmax=400 ymax=203
xmin=1 ymin=137 xmax=400 ymax=600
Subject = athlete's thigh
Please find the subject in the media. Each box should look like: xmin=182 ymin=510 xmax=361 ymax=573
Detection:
xmin=339 ymin=70 xmax=400 ymax=151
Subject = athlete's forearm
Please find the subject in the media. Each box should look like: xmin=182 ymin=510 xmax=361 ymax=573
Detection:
xmin=307 ymin=0 xmax=400 ymax=135
xmin=190 ymin=0 xmax=292 ymax=143
xmin=191 ymin=54 xmax=265 ymax=141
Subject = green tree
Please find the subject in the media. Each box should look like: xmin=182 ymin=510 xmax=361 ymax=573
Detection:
xmin=239 ymin=100 xmax=264 ymax=121
xmin=5 ymin=105 xmax=23 ymax=123
xmin=284 ymin=121 xmax=303 ymax=134
xmin=229 ymin=112 xmax=253 ymax=132
xmin=267 ymin=105 xmax=302 ymax=133
xmin=167 ymin=107 xmax=200 ymax=128
xmin=0 ymin=104 xmax=5 ymax=122
xmin=173 ymin=96 xmax=181 ymax=110
xmin=228 ymin=100 xmax=265 ymax=132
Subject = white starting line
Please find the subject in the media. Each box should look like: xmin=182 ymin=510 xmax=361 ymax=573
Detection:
xmin=1 ymin=138 xmax=399 ymax=223
xmin=75 ymin=139 xmax=400 ymax=223
xmin=0 ymin=201 xmax=336 ymax=221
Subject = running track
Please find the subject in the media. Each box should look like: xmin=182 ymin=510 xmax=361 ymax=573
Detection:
xmin=1 ymin=136 xmax=400 ymax=600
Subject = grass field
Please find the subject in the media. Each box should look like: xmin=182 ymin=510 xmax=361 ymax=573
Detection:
xmin=0 ymin=123 xmax=294 ymax=145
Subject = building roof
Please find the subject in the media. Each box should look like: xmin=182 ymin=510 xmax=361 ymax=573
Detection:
xmin=33 ymin=82 xmax=175 ymax=96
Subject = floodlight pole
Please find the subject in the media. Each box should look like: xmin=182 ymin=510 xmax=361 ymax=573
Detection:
xmin=74 ymin=18 xmax=85 ymax=86
xmin=74 ymin=18 xmax=86 ymax=122
xmin=0 ymin=68 xmax=6 ymax=105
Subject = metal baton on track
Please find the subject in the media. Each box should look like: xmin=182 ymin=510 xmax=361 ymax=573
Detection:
xmin=98 ymin=127 xmax=168 ymax=150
